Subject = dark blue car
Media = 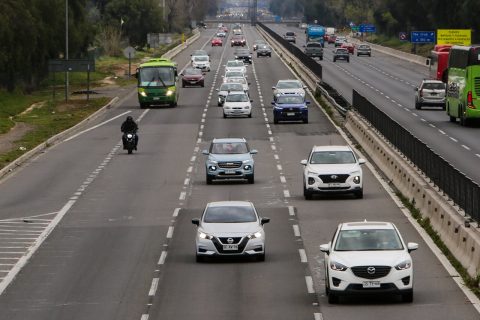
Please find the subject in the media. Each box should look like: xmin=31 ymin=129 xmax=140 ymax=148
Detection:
xmin=272 ymin=95 xmax=310 ymax=124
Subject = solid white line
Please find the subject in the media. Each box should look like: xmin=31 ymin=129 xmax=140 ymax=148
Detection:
xmin=158 ymin=251 xmax=167 ymax=265
xmin=305 ymin=276 xmax=315 ymax=293
xmin=299 ymin=249 xmax=307 ymax=263
xmin=148 ymin=278 xmax=159 ymax=296
xmin=288 ymin=206 xmax=295 ymax=216
xmin=64 ymin=111 xmax=132 ymax=142
xmin=293 ymin=225 xmax=300 ymax=237
xmin=166 ymin=226 xmax=174 ymax=238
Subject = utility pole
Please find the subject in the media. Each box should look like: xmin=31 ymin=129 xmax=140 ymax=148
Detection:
xmin=65 ymin=0 xmax=69 ymax=102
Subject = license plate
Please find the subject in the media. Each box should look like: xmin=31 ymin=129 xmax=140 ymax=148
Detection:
xmin=153 ymin=97 xmax=160 ymax=100
xmin=362 ymin=281 xmax=381 ymax=288
xmin=223 ymin=244 xmax=238 ymax=250
xmin=225 ymin=169 xmax=236 ymax=174
xmin=287 ymin=112 xmax=295 ymax=116
xmin=328 ymin=183 xmax=341 ymax=187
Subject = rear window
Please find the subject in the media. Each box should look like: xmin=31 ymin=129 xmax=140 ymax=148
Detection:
xmin=307 ymin=43 xmax=322 ymax=48
xmin=203 ymin=205 xmax=257 ymax=223
xmin=423 ymin=82 xmax=446 ymax=90
xmin=286 ymin=32 xmax=295 ymax=36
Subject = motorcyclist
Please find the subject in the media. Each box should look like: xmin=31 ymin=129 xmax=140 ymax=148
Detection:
xmin=121 ymin=116 xmax=138 ymax=150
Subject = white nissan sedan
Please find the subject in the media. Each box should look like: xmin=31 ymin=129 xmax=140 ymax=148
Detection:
xmin=192 ymin=201 xmax=270 ymax=262
xmin=320 ymin=221 xmax=418 ymax=304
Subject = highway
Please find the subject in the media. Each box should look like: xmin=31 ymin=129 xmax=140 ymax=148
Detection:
xmin=268 ymin=24 xmax=480 ymax=186
xmin=0 ymin=25 xmax=478 ymax=320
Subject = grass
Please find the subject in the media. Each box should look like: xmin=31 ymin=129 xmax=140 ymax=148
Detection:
xmin=397 ymin=192 xmax=480 ymax=297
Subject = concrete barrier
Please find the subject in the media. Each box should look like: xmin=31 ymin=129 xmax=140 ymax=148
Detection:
xmin=162 ymin=29 xmax=201 ymax=60
xmin=345 ymin=111 xmax=480 ymax=277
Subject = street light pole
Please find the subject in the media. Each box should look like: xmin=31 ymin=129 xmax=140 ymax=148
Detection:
xmin=65 ymin=0 xmax=69 ymax=102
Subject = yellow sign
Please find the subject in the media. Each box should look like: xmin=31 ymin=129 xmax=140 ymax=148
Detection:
xmin=437 ymin=29 xmax=471 ymax=46
xmin=181 ymin=33 xmax=185 ymax=43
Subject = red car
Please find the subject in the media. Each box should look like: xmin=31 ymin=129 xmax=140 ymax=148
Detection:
xmin=211 ymin=37 xmax=223 ymax=47
xmin=327 ymin=34 xmax=336 ymax=44
xmin=341 ymin=42 xmax=355 ymax=54
xmin=181 ymin=67 xmax=205 ymax=88
xmin=231 ymin=35 xmax=246 ymax=47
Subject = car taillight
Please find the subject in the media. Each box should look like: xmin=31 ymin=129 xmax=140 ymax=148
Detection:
xmin=467 ymin=91 xmax=475 ymax=109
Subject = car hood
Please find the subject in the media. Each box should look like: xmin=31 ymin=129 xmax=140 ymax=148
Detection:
xmin=306 ymin=163 xmax=360 ymax=174
xmin=226 ymin=67 xmax=246 ymax=73
xmin=223 ymin=101 xmax=251 ymax=108
xmin=193 ymin=61 xmax=210 ymax=66
xmin=208 ymin=153 xmax=252 ymax=162
xmin=183 ymin=75 xmax=203 ymax=80
xmin=201 ymin=222 xmax=260 ymax=235
xmin=257 ymin=48 xmax=271 ymax=52
xmin=331 ymin=251 xmax=411 ymax=267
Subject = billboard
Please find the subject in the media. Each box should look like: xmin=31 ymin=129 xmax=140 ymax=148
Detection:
xmin=437 ymin=29 xmax=471 ymax=46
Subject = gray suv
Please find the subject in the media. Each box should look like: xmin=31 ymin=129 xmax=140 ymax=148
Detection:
xmin=414 ymin=80 xmax=446 ymax=110
xmin=356 ymin=44 xmax=371 ymax=57
xmin=304 ymin=42 xmax=323 ymax=60
xmin=203 ymin=138 xmax=257 ymax=184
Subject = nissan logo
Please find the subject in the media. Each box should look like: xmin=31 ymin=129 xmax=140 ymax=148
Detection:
xmin=227 ymin=238 xmax=234 ymax=244
xmin=367 ymin=266 xmax=376 ymax=274
xmin=330 ymin=175 xmax=338 ymax=180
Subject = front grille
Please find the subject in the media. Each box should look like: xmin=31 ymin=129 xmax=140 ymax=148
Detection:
xmin=474 ymin=77 xmax=480 ymax=96
xmin=218 ymin=237 xmax=242 ymax=244
xmin=319 ymin=174 xmax=349 ymax=183
xmin=351 ymin=266 xmax=391 ymax=279
xmin=211 ymin=237 xmax=249 ymax=254
xmin=218 ymin=161 xmax=242 ymax=169
xmin=345 ymin=283 xmax=396 ymax=291
xmin=318 ymin=186 xmax=350 ymax=190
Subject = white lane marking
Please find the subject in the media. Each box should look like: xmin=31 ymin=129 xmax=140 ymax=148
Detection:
xmin=187 ymin=166 xmax=193 ymax=173
xmin=293 ymin=225 xmax=300 ymax=237
xmin=140 ymin=315 xmax=149 ymax=320
xmin=288 ymin=206 xmax=295 ymax=216
xmin=173 ymin=208 xmax=180 ymax=217
xmin=314 ymin=313 xmax=323 ymax=320
xmin=450 ymin=137 xmax=458 ymax=142
xmin=476 ymin=154 xmax=480 ymax=158
xmin=274 ymin=154 xmax=279 ymax=160
xmin=184 ymin=178 xmax=190 ymax=185
xmin=166 ymin=226 xmax=174 ymax=239
xmin=305 ymin=276 xmax=315 ymax=293
xmin=421 ymin=118 xmax=426 ymax=122
xmin=179 ymin=192 xmax=186 ymax=200
xmin=158 ymin=251 xmax=167 ymax=265
xmin=280 ymin=176 xmax=286 ymax=183
xmin=271 ymin=145 xmax=276 ymax=151
xmin=277 ymin=164 xmax=282 ymax=171
xmin=64 ymin=111 xmax=132 ymax=142
xmin=429 ymin=124 xmax=436 ymax=128
xmin=190 ymin=156 xmax=196 ymax=162
xmin=283 ymin=190 xmax=290 ymax=198
xmin=299 ymin=249 xmax=307 ymax=263
xmin=462 ymin=145 xmax=471 ymax=150
xmin=148 ymin=278 xmax=159 ymax=296
xmin=439 ymin=130 xmax=446 ymax=135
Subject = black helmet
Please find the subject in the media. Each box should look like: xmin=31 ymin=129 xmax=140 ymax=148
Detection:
xmin=126 ymin=116 xmax=133 ymax=121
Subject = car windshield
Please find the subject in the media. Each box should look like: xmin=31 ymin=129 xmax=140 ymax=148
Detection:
xmin=310 ymin=151 xmax=356 ymax=164
xmin=277 ymin=96 xmax=304 ymax=104
xmin=336 ymin=49 xmax=348 ymax=53
xmin=236 ymin=50 xmax=249 ymax=55
xmin=255 ymin=40 xmax=265 ymax=44
xmin=226 ymin=93 xmax=249 ymax=102
xmin=192 ymin=50 xmax=207 ymax=56
xmin=423 ymin=83 xmax=446 ymax=90
xmin=203 ymin=206 xmax=257 ymax=223
xmin=194 ymin=56 xmax=209 ymax=62
xmin=184 ymin=68 xmax=202 ymax=75
xmin=277 ymin=81 xmax=302 ymax=89
xmin=359 ymin=45 xmax=370 ymax=49
xmin=227 ymin=77 xmax=246 ymax=84
xmin=139 ymin=66 xmax=175 ymax=87
xmin=220 ymin=83 xmax=244 ymax=91
xmin=211 ymin=142 xmax=249 ymax=154
xmin=335 ymin=229 xmax=404 ymax=251
xmin=258 ymin=45 xmax=269 ymax=49
xmin=286 ymin=32 xmax=295 ymax=36
xmin=227 ymin=61 xmax=244 ymax=67
xmin=225 ymin=71 xmax=244 ymax=77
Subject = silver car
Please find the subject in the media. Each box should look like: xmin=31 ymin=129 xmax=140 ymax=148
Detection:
xmin=357 ymin=44 xmax=371 ymax=57
xmin=414 ymin=80 xmax=446 ymax=110
xmin=202 ymin=138 xmax=257 ymax=184
xmin=216 ymin=82 xmax=247 ymax=106
xmin=192 ymin=201 xmax=270 ymax=262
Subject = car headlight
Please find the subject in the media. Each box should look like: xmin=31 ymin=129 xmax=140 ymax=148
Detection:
xmin=395 ymin=260 xmax=412 ymax=270
xmin=199 ymin=231 xmax=214 ymax=240
xmin=166 ymin=90 xmax=174 ymax=96
xmin=248 ymin=231 xmax=262 ymax=239
xmin=307 ymin=171 xmax=318 ymax=176
xmin=139 ymin=91 xmax=147 ymax=97
xmin=330 ymin=261 xmax=348 ymax=271
xmin=353 ymin=175 xmax=361 ymax=184
xmin=243 ymin=165 xmax=252 ymax=170
xmin=208 ymin=165 xmax=217 ymax=171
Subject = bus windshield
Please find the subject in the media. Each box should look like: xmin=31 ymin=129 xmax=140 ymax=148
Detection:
xmin=139 ymin=67 xmax=175 ymax=87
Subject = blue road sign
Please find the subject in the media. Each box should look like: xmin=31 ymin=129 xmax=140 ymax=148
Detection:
xmin=411 ymin=31 xmax=435 ymax=43
xmin=359 ymin=24 xmax=376 ymax=33
xmin=399 ymin=32 xmax=407 ymax=41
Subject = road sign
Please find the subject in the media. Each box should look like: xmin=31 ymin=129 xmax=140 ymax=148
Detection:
xmin=123 ymin=46 xmax=136 ymax=59
xmin=411 ymin=31 xmax=435 ymax=43
xmin=399 ymin=32 xmax=407 ymax=41
xmin=351 ymin=26 xmax=359 ymax=32
xmin=48 ymin=59 xmax=95 ymax=72
xmin=359 ymin=24 xmax=376 ymax=33
xmin=437 ymin=29 xmax=471 ymax=45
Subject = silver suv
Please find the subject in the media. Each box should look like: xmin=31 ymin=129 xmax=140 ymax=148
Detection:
xmin=414 ymin=80 xmax=446 ymax=110
xmin=203 ymin=138 xmax=257 ymax=184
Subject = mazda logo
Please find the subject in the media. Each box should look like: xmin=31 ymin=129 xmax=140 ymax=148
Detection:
xmin=331 ymin=175 xmax=338 ymax=180
xmin=227 ymin=238 xmax=234 ymax=244
xmin=367 ymin=266 xmax=376 ymax=274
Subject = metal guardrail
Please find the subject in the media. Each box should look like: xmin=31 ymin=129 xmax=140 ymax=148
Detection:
xmin=353 ymin=90 xmax=480 ymax=223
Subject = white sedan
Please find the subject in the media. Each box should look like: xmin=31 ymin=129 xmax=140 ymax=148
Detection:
xmin=272 ymin=79 xmax=306 ymax=100
xmin=320 ymin=221 xmax=418 ymax=304
xmin=192 ymin=201 xmax=270 ymax=262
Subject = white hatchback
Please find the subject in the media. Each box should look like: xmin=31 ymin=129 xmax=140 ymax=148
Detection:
xmin=223 ymin=91 xmax=252 ymax=118
xmin=192 ymin=201 xmax=270 ymax=262
xmin=301 ymin=145 xmax=365 ymax=199
xmin=191 ymin=55 xmax=211 ymax=71
xmin=320 ymin=221 xmax=418 ymax=303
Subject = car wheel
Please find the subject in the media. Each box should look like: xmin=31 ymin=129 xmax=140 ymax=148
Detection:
xmin=140 ymin=102 xmax=148 ymax=109
xmin=268 ymin=54 xmax=271 ymax=57
xmin=303 ymin=117 xmax=308 ymax=124
xmin=248 ymin=112 xmax=252 ymax=118
xmin=273 ymin=116 xmax=279 ymax=124
xmin=415 ymin=101 xmax=421 ymax=110
xmin=247 ymin=174 xmax=254 ymax=184
xmin=460 ymin=105 xmax=468 ymax=126
xmin=354 ymin=189 xmax=363 ymax=199
xmin=206 ymin=174 xmax=213 ymax=185
xmin=256 ymin=253 xmax=265 ymax=262
xmin=347 ymin=59 xmax=350 ymax=63
xmin=182 ymin=82 xmax=186 ymax=88
xmin=257 ymin=54 xmax=260 ymax=58
xmin=402 ymin=291 xmax=413 ymax=303
xmin=223 ymin=112 xmax=227 ymax=118
xmin=201 ymin=82 xmax=205 ymax=87
xmin=333 ymin=58 xmax=336 ymax=62
xmin=303 ymin=185 xmax=313 ymax=200
xmin=357 ymin=53 xmax=359 ymax=56
xmin=328 ymin=292 xmax=339 ymax=304
xmin=320 ymin=56 xmax=323 ymax=60
xmin=196 ymin=254 xmax=204 ymax=263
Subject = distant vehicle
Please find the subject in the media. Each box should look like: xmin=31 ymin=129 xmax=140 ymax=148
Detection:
xmin=211 ymin=37 xmax=223 ymax=46
xmin=202 ymin=138 xmax=257 ymax=184
xmin=320 ymin=221 xmax=418 ymax=303
xmin=135 ymin=58 xmax=178 ymax=108
xmin=300 ymin=145 xmax=365 ymax=199
xmin=216 ymin=82 xmax=246 ymax=106
xmin=192 ymin=201 xmax=269 ymax=261
xmin=256 ymin=44 xmax=272 ymax=57
xmin=414 ymin=79 xmax=446 ymax=110
xmin=272 ymin=79 xmax=306 ymax=100
xmin=429 ymin=44 xmax=452 ymax=82
xmin=191 ymin=50 xmax=209 ymax=62
xmin=181 ymin=67 xmax=205 ymax=88
xmin=191 ymin=55 xmax=211 ymax=71
xmin=216 ymin=31 xmax=227 ymax=38
xmin=326 ymin=34 xmax=337 ymax=44
xmin=234 ymin=48 xmax=253 ymax=64
xmin=335 ymin=36 xmax=347 ymax=47
xmin=446 ymin=45 xmax=480 ymax=125
xmin=299 ymin=23 xmax=308 ymax=29
xmin=231 ymin=35 xmax=246 ymax=47
xmin=325 ymin=27 xmax=336 ymax=35
xmin=341 ymin=42 xmax=355 ymax=54
xmin=284 ymin=31 xmax=296 ymax=43
xmin=222 ymin=91 xmax=253 ymax=118
xmin=333 ymin=48 xmax=350 ymax=62
xmin=272 ymin=94 xmax=310 ymax=124
xmin=306 ymin=25 xmax=325 ymax=47
xmin=225 ymin=60 xmax=247 ymax=74
xmin=304 ymin=42 xmax=323 ymax=60
xmin=253 ymin=39 xmax=266 ymax=51
xmin=356 ymin=44 xmax=372 ymax=57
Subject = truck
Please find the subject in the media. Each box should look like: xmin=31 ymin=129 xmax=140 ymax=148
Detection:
xmin=306 ymin=25 xmax=325 ymax=47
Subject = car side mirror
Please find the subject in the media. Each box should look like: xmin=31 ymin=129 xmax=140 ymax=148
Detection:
xmin=303 ymin=86 xmax=307 ymax=89
xmin=216 ymin=89 xmax=219 ymax=92
xmin=300 ymin=159 xmax=308 ymax=165
xmin=414 ymin=87 xmax=418 ymax=91
xmin=271 ymin=101 xmax=275 ymax=105
xmin=261 ymin=217 xmax=270 ymax=225
xmin=202 ymin=150 xmax=209 ymax=155
xmin=358 ymin=158 xmax=366 ymax=164
xmin=407 ymin=242 xmax=419 ymax=253
xmin=248 ymin=82 xmax=251 ymax=85
xmin=250 ymin=99 xmax=253 ymax=102
xmin=319 ymin=243 xmax=330 ymax=254
xmin=250 ymin=149 xmax=258 ymax=154
xmin=272 ymin=86 xmax=276 ymax=90
xmin=192 ymin=218 xmax=200 ymax=226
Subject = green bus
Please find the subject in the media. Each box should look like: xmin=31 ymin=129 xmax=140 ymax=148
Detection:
xmin=135 ymin=58 xmax=178 ymax=108
xmin=446 ymin=45 xmax=480 ymax=125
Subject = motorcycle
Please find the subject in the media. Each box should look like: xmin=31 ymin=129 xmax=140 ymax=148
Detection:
xmin=123 ymin=132 xmax=137 ymax=154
